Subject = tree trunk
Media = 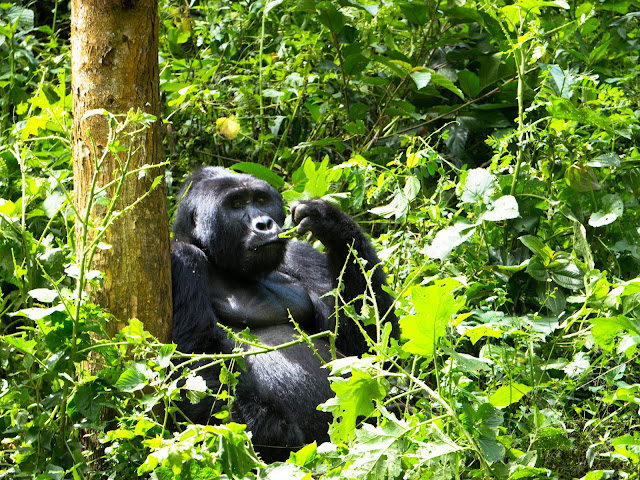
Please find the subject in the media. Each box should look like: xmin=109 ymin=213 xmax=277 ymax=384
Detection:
xmin=71 ymin=0 xmax=171 ymax=342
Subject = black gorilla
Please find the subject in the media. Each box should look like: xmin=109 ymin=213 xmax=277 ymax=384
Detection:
xmin=171 ymin=166 xmax=396 ymax=457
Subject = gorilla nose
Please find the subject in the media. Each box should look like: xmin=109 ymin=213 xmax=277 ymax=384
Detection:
xmin=253 ymin=216 xmax=280 ymax=234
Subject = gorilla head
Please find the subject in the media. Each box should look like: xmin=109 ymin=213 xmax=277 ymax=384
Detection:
xmin=172 ymin=167 xmax=286 ymax=278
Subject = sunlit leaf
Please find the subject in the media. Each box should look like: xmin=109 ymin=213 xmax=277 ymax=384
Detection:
xmin=400 ymin=279 xmax=466 ymax=357
xmin=28 ymin=288 xmax=58 ymax=303
xmin=116 ymin=368 xmax=148 ymax=393
xmin=587 ymin=152 xmax=621 ymax=168
xmin=423 ymin=222 xmax=476 ymax=260
xmin=323 ymin=369 xmax=386 ymax=442
xmin=565 ymin=164 xmax=601 ymax=192
xmin=589 ymin=194 xmax=624 ymax=227
xmin=520 ymin=235 xmax=554 ymax=263
xmin=409 ymin=70 xmax=431 ymax=90
xmin=489 ymin=383 xmax=532 ymax=408
xmin=342 ymin=420 xmax=410 ymax=478
xmin=460 ymin=168 xmax=494 ymax=204
xmin=482 ymin=195 xmax=519 ymax=222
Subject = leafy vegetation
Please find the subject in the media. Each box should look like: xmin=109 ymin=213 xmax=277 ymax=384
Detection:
xmin=1 ymin=0 xmax=640 ymax=478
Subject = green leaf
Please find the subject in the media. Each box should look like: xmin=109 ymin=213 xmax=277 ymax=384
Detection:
xmin=546 ymin=64 xmax=577 ymax=98
xmin=427 ymin=69 xmax=464 ymax=99
xmin=489 ymin=383 xmax=532 ymax=408
xmin=589 ymin=194 xmax=624 ymax=227
xmin=400 ymin=1 xmax=429 ymax=25
xmin=4 ymin=334 xmax=37 ymax=354
xmin=43 ymin=191 xmax=67 ymax=218
xmin=343 ymin=53 xmax=369 ymax=75
xmin=28 ymin=288 xmax=58 ymax=303
xmin=544 ymin=287 xmax=566 ymax=314
xmin=348 ymin=102 xmax=368 ymax=121
xmin=573 ymin=222 xmax=594 ymax=270
xmin=589 ymin=316 xmax=640 ymax=352
xmin=460 ymin=168 xmax=494 ymax=204
xmin=184 ymin=374 xmax=209 ymax=404
xmin=369 ymin=192 xmax=409 ymax=219
xmin=477 ymin=427 xmax=505 ymax=463
xmin=116 ymin=367 xmax=148 ymax=392
xmin=482 ymin=195 xmax=519 ymax=222
xmin=230 ymin=162 xmax=284 ymax=189
xmin=587 ymin=152 xmax=621 ymax=168
xmin=526 ymin=256 xmax=547 ymax=281
xmin=423 ymin=222 xmax=476 ymax=260
xmin=461 ymin=325 xmax=503 ymax=345
xmin=400 ymin=279 xmax=466 ymax=357
xmin=442 ymin=347 xmax=493 ymax=372
xmin=458 ymin=70 xmax=480 ymax=98
xmin=520 ymin=235 xmax=554 ymax=264
xmin=403 ymin=176 xmax=420 ymax=200
xmin=550 ymin=263 xmax=584 ymax=290
xmin=261 ymin=463 xmax=312 ymax=479
xmin=409 ymin=70 xmax=431 ymax=90
xmin=342 ymin=420 xmax=410 ymax=478
xmin=157 ymin=343 xmax=176 ymax=369
xmin=565 ymin=164 xmax=600 ymax=192
xmin=74 ymin=383 xmax=102 ymax=420
xmin=9 ymin=304 xmax=66 ymax=320
xmin=302 ymin=156 xmax=335 ymax=198
xmin=264 ymin=0 xmax=283 ymax=15
xmin=44 ymin=465 xmax=64 ymax=480
xmin=316 ymin=2 xmax=346 ymax=32
xmin=0 ymin=198 xmax=17 ymax=215
xmin=324 ymin=369 xmax=386 ymax=442
xmin=7 ymin=6 xmax=34 ymax=30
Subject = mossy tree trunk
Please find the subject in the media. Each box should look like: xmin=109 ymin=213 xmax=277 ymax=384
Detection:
xmin=71 ymin=0 xmax=172 ymax=342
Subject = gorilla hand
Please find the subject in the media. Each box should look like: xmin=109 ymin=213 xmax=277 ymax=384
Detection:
xmin=292 ymin=199 xmax=356 ymax=248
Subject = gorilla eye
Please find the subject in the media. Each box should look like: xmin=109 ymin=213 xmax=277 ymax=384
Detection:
xmin=232 ymin=199 xmax=248 ymax=209
xmin=256 ymin=195 xmax=268 ymax=204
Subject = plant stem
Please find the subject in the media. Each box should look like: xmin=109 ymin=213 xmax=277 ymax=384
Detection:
xmin=509 ymin=46 xmax=527 ymax=197
xmin=258 ymin=8 xmax=267 ymax=164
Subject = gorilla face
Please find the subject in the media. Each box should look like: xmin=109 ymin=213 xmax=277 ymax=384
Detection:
xmin=173 ymin=168 xmax=286 ymax=278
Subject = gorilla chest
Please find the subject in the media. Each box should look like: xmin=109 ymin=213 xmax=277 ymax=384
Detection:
xmin=209 ymin=271 xmax=314 ymax=328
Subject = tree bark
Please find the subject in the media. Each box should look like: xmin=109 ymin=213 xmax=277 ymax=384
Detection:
xmin=71 ymin=0 xmax=172 ymax=342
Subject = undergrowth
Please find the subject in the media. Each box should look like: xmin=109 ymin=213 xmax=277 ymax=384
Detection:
xmin=1 ymin=0 xmax=640 ymax=479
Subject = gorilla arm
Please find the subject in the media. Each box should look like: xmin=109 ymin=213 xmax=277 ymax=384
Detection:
xmin=171 ymin=241 xmax=227 ymax=354
xmin=291 ymin=200 xmax=398 ymax=356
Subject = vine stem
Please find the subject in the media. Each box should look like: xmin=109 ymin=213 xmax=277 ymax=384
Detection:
xmin=509 ymin=42 xmax=527 ymax=197
xmin=258 ymin=6 xmax=267 ymax=163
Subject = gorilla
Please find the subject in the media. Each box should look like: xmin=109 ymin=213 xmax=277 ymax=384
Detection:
xmin=171 ymin=166 xmax=396 ymax=459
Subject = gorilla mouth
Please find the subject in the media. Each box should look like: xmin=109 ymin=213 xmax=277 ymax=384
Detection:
xmin=251 ymin=237 xmax=286 ymax=250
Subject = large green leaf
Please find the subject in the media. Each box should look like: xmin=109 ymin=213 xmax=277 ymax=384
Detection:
xmin=460 ymin=168 xmax=495 ymax=204
xmin=115 ymin=367 xmax=148 ymax=393
xmin=482 ymin=195 xmax=519 ymax=222
xmin=316 ymin=2 xmax=347 ymax=32
xmin=489 ymin=382 xmax=532 ymax=408
xmin=400 ymin=279 xmax=466 ymax=357
xmin=342 ymin=420 xmax=410 ymax=478
xmin=423 ymin=222 xmax=476 ymax=260
xmin=324 ymin=369 xmax=386 ymax=442
xmin=589 ymin=194 xmax=624 ymax=227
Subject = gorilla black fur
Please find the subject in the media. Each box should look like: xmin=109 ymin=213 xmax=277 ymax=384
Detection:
xmin=171 ymin=166 xmax=396 ymax=458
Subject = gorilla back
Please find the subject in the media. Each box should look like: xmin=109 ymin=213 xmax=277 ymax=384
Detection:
xmin=171 ymin=166 xmax=396 ymax=458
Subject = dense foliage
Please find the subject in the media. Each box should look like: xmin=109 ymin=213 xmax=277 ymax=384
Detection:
xmin=1 ymin=0 xmax=639 ymax=478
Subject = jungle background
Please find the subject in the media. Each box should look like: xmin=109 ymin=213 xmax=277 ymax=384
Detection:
xmin=1 ymin=0 xmax=640 ymax=478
